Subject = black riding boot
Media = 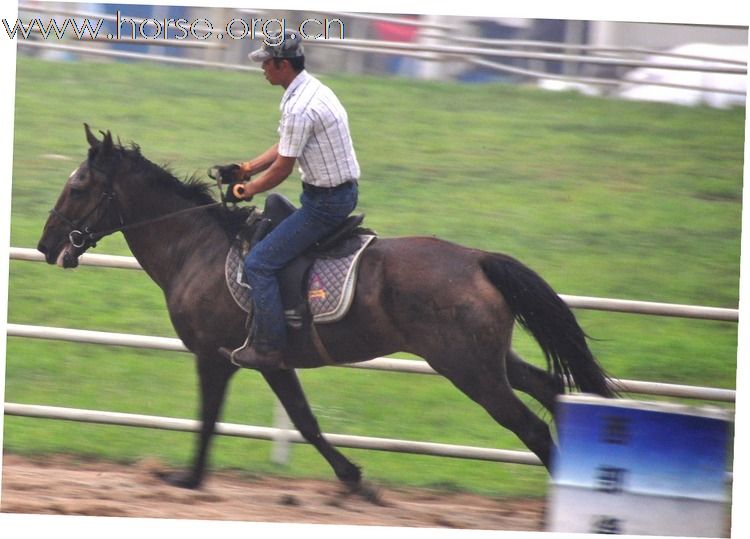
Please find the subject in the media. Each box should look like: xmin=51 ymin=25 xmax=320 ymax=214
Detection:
xmin=218 ymin=320 xmax=286 ymax=370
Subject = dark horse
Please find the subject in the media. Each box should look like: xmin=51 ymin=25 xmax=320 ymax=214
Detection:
xmin=37 ymin=125 xmax=614 ymax=491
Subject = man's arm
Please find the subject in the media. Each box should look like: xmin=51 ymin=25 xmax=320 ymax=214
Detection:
xmin=234 ymin=154 xmax=296 ymax=199
xmin=238 ymin=143 xmax=280 ymax=178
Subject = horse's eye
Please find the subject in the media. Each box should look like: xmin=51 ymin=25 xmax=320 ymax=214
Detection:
xmin=70 ymin=186 xmax=86 ymax=197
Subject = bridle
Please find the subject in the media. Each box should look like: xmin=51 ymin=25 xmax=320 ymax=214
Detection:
xmin=50 ymin=160 xmax=221 ymax=251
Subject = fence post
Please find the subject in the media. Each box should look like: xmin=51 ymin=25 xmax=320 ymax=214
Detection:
xmin=563 ymin=20 xmax=587 ymax=78
xmin=270 ymin=398 xmax=293 ymax=465
xmin=417 ymin=15 xmax=446 ymax=80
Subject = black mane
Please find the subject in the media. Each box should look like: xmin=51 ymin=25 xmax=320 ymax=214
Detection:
xmin=98 ymin=141 xmax=255 ymax=236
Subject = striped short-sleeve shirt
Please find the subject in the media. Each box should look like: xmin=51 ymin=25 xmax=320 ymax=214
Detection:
xmin=277 ymin=70 xmax=360 ymax=187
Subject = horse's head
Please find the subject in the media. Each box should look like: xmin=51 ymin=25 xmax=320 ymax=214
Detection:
xmin=37 ymin=124 xmax=126 ymax=268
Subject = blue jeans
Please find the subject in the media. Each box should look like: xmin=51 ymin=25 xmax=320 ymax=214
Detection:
xmin=244 ymin=182 xmax=358 ymax=350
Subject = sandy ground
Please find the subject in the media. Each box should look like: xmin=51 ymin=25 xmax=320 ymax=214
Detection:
xmin=1 ymin=454 xmax=546 ymax=531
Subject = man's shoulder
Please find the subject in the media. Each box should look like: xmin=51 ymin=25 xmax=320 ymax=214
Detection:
xmin=284 ymin=74 xmax=340 ymax=115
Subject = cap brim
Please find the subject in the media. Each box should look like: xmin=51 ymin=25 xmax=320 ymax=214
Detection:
xmin=248 ymin=48 xmax=271 ymax=62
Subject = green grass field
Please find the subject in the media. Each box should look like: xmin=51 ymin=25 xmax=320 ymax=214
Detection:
xmin=4 ymin=55 xmax=744 ymax=497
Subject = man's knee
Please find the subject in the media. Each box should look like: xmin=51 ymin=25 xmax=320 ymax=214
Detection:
xmin=244 ymin=252 xmax=274 ymax=280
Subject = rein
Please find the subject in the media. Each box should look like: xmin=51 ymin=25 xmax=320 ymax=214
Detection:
xmin=51 ymin=160 xmax=223 ymax=250
xmin=52 ymin=201 xmax=223 ymax=249
xmin=101 ymin=202 xmax=223 ymax=236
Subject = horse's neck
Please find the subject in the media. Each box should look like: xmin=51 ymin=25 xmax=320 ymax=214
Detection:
xmin=120 ymin=185 xmax=227 ymax=291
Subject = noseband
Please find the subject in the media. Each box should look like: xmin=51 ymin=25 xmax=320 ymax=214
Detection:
xmin=50 ymin=161 xmax=221 ymax=251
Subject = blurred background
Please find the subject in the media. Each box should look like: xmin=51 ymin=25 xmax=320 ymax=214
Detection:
xmin=15 ymin=2 xmax=748 ymax=107
xmin=4 ymin=1 xmax=746 ymax=524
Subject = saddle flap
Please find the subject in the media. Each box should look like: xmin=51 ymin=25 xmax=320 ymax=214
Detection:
xmin=225 ymin=234 xmax=376 ymax=325
xmin=305 ymin=234 xmax=375 ymax=322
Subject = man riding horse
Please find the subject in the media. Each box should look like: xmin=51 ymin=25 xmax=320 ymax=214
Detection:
xmin=37 ymin=32 xmax=614 ymax=481
xmin=217 ymin=30 xmax=360 ymax=370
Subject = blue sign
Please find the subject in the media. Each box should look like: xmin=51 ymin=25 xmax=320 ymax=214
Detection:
xmin=548 ymin=395 xmax=732 ymax=536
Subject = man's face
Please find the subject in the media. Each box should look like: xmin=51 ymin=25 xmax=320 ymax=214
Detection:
xmin=261 ymin=58 xmax=286 ymax=86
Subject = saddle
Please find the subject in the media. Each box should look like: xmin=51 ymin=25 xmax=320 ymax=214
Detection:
xmin=225 ymin=194 xmax=376 ymax=328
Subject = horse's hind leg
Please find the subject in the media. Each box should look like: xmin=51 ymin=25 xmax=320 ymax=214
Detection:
xmin=262 ymin=369 xmax=362 ymax=487
xmin=506 ymin=349 xmax=564 ymax=415
xmin=431 ymin=355 xmax=555 ymax=470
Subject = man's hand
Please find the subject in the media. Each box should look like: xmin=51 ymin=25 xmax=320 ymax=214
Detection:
xmin=224 ymin=182 xmax=250 ymax=203
xmin=232 ymin=181 xmax=255 ymax=201
xmin=211 ymin=163 xmax=243 ymax=184
xmin=216 ymin=153 xmax=294 ymax=203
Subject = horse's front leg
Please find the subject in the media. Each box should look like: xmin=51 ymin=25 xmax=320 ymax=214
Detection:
xmin=262 ymin=369 xmax=362 ymax=487
xmin=158 ymin=353 xmax=237 ymax=489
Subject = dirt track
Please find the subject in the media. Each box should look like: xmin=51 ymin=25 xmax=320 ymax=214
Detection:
xmin=1 ymin=454 xmax=546 ymax=530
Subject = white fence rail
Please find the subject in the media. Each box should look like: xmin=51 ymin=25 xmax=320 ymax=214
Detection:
xmin=304 ymin=37 xmax=748 ymax=75
xmin=18 ymin=37 xmax=746 ymax=96
xmin=4 ymin=403 xmax=542 ymax=465
xmin=5 ymin=323 xmax=738 ymax=403
xmin=17 ymin=41 xmax=260 ymax=72
xmin=6 ymin=247 xmax=737 ymax=468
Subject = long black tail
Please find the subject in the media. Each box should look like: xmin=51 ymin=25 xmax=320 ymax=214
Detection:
xmin=481 ymin=253 xmax=615 ymax=397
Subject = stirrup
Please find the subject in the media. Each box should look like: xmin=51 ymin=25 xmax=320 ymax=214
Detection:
xmin=232 ymin=348 xmax=284 ymax=369
xmin=228 ymin=333 xmax=253 ymax=368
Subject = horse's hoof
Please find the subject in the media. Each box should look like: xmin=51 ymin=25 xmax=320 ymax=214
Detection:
xmin=344 ymin=480 xmax=389 ymax=507
xmin=335 ymin=462 xmax=362 ymax=484
xmin=154 ymin=469 xmax=202 ymax=489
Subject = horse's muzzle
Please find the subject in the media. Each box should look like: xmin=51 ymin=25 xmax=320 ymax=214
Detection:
xmin=37 ymin=238 xmax=81 ymax=268
xmin=56 ymin=242 xmax=81 ymax=268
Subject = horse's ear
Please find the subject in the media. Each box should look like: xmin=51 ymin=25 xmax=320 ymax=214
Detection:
xmin=101 ymin=130 xmax=114 ymax=155
xmin=84 ymin=123 xmax=100 ymax=148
